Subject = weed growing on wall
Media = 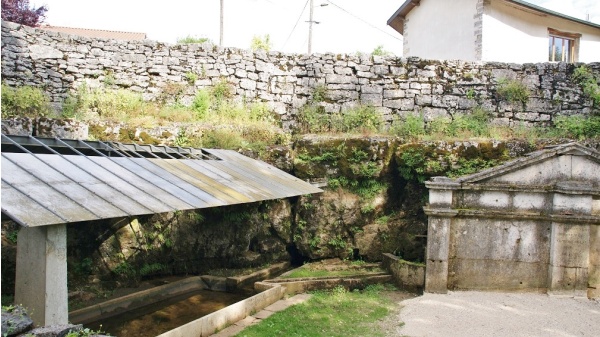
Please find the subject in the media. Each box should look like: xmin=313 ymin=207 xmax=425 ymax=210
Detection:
xmin=496 ymin=78 xmax=530 ymax=105
xmin=1 ymin=83 xmax=52 ymax=118
xmin=549 ymin=115 xmax=600 ymax=139
xmin=390 ymin=113 xmax=426 ymax=140
xmin=184 ymin=71 xmax=198 ymax=85
xmin=573 ymin=65 xmax=600 ymax=108
xmin=297 ymin=104 xmax=383 ymax=134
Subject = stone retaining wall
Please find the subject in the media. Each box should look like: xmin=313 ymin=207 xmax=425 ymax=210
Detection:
xmin=2 ymin=20 xmax=599 ymax=130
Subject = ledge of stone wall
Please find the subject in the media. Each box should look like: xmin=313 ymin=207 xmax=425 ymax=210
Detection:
xmin=382 ymin=253 xmax=425 ymax=292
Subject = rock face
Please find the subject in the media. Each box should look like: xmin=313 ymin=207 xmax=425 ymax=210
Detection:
xmin=2 ymin=20 xmax=598 ymax=131
xmin=1 ymin=305 xmax=33 ymax=336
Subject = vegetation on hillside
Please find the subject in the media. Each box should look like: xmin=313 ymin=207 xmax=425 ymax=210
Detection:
xmin=2 ymin=78 xmax=600 ymax=153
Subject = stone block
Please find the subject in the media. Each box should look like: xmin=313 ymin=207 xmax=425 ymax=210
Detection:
xmin=383 ymin=89 xmax=405 ymax=99
xmin=512 ymin=192 xmax=547 ymax=211
xmin=451 ymin=219 xmax=550 ymax=263
xmin=29 ymin=45 xmax=63 ymax=59
xmin=360 ymin=93 xmax=382 ymax=106
xmin=240 ymin=79 xmax=257 ymax=91
xmin=425 ymin=259 xmax=448 ymax=293
xmin=426 ymin=217 xmax=451 ymax=261
xmin=478 ymin=191 xmax=510 ymax=208
xmin=553 ymin=193 xmax=592 ymax=215
xmin=361 ymin=85 xmax=383 ymax=94
xmin=1 ymin=117 xmax=34 ymax=136
xmin=448 ymin=258 xmax=548 ymax=290
xmin=429 ymin=190 xmax=453 ymax=207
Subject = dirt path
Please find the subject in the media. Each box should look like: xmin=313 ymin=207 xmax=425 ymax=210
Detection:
xmin=384 ymin=291 xmax=600 ymax=337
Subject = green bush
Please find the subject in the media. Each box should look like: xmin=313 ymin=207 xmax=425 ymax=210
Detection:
xmin=177 ymin=35 xmax=211 ymax=44
xmin=340 ymin=105 xmax=382 ymax=133
xmin=573 ymin=65 xmax=600 ymax=108
xmin=551 ymin=115 xmax=600 ymax=139
xmin=448 ymin=107 xmax=491 ymax=137
xmin=250 ymin=34 xmax=272 ymax=52
xmin=1 ymin=84 xmax=52 ymax=118
xmin=390 ymin=113 xmax=426 ymax=139
xmin=496 ymin=78 xmax=530 ymax=104
xmin=184 ymin=71 xmax=198 ymax=84
xmin=202 ymin=128 xmax=246 ymax=149
xmin=297 ymin=104 xmax=382 ymax=134
xmin=191 ymin=89 xmax=211 ymax=119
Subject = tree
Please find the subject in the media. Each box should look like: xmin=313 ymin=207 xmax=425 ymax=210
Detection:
xmin=1 ymin=0 xmax=48 ymax=27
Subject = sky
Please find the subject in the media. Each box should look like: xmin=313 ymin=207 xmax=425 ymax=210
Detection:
xmin=39 ymin=0 xmax=600 ymax=56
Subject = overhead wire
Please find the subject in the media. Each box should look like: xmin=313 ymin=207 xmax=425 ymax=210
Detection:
xmin=324 ymin=0 xmax=402 ymax=41
xmin=281 ymin=0 xmax=310 ymax=49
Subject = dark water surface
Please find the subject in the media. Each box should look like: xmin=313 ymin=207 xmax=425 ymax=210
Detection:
xmin=88 ymin=289 xmax=250 ymax=337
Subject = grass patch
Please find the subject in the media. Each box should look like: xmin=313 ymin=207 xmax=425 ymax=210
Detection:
xmin=297 ymin=104 xmax=383 ymax=134
xmin=281 ymin=267 xmax=383 ymax=279
xmin=235 ymin=285 xmax=395 ymax=337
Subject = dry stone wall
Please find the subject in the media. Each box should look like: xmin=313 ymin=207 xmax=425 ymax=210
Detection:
xmin=2 ymin=20 xmax=599 ymax=130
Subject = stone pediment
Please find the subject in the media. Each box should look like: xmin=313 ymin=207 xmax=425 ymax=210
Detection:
xmin=455 ymin=143 xmax=600 ymax=188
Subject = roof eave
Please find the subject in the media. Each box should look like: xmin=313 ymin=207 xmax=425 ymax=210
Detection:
xmin=387 ymin=0 xmax=422 ymax=35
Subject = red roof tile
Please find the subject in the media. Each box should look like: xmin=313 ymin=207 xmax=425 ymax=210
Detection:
xmin=40 ymin=25 xmax=147 ymax=41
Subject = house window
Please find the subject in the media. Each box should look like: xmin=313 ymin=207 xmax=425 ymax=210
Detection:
xmin=548 ymin=28 xmax=580 ymax=62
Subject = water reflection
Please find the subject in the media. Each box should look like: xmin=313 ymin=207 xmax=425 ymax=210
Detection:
xmin=88 ymin=289 xmax=250 ymax=337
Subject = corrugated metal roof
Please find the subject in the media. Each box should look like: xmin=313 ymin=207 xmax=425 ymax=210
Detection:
xmin=1 ymin=135 xmax=322 ymax=227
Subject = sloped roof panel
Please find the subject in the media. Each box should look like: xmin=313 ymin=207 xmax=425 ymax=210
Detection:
xmin=1 ymin=137 xmax=322 ymax=227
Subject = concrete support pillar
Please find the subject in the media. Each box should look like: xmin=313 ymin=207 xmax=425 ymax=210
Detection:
xmin=15 ymin=224 xmax=68 ymax=326
xmin=424 ymin=177 xmax=459 ymax=293
xmin=548 ymin=189 xmax=592 ymax=297
xmin=425 ymin=216 xmax=452 ymax=293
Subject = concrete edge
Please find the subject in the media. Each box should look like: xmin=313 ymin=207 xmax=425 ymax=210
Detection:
xmin=225 ymin=262 xmax=290 ymax=291
xmin=381 ymin=253 xmax=425 ymax=292
xmin=264 ymin=275 xmax=393 ymax=295
xmin=69 ymin=276 xmax=207 ymax=324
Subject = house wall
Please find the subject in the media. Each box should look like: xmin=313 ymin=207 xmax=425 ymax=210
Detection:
xmin=404 ymin=0 xmax=479 ymax=61
xmin=482 ymin=0 xmax=600 ymax=63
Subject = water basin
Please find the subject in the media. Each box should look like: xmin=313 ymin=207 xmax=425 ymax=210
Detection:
xmin=86 ymin=289 xmax=250 ymax=337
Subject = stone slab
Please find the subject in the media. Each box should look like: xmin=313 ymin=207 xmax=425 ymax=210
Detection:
xmin=253 ymin=310 xmax=274 ymax=320
xmin=233 ymin=316 xmax=257 ymax=327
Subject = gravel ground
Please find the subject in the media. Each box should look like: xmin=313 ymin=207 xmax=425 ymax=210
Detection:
xmin=385 ymin=291 xmax=600 ymax=337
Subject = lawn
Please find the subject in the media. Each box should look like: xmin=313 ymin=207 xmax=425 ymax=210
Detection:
xmin=235 ymin=284 xmax=400 ymax=337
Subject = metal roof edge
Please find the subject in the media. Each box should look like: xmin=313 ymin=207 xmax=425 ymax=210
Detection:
xmin=505 ymin=0 xmax=600 ymax=30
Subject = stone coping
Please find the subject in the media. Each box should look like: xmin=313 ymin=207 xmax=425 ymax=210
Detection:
xmin=424 ymin=207 xmax=600 ymax=223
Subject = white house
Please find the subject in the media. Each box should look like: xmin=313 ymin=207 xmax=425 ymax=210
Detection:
xmin=387 ymin=0 xmax=600 ymax=63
